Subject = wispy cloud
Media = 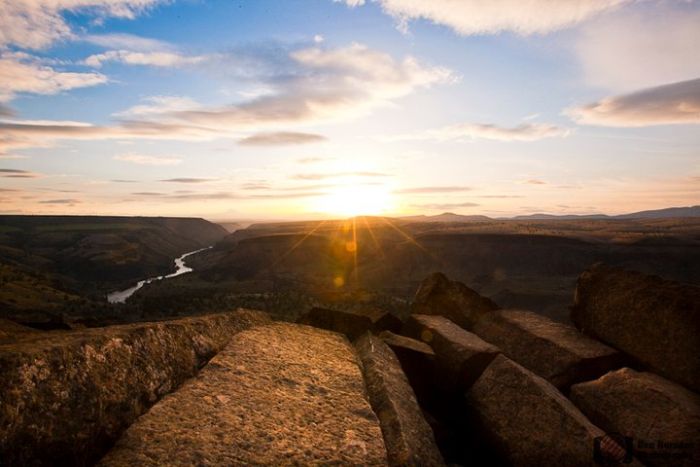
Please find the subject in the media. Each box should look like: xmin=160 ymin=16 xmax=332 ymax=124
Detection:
xmin=0 ymin=52 xmax=107 ymax=102
xmin=296 ymin=156 xmax=333 ymax=164
xmin=238 ymin=132 xmax=327 ymax=146
xmin=84 ymin=50 xmax=208 ymax=68
xmin=114 ymin=153 xmax=183 ymax=166
xmin=38 ymin=198 xmax=81 ymax=205
xmin=395 ymin=186 xmax=472 ymax=194
xmin=0 ymin=42 xmax=454 ymax=153
xmin=291 ymin=171 xmax=389 ymax=180
xmin=389 ymin=122 xmax=569 ymax=142
xmin=0 ymin=0 xmax=164 ymax=50
xmin=0 ymin=168 xmax=40 ymax=178
xmin=520 ymin=179 xmax=547 ymax=185
xmin=569 ymin=78 xmax=700 ymax=127
xmin=337 ymin=0 xmax=627 ymax=35
xmin=411 ymin=201 xmax=480 ymax=210
xmin=159 ymin=178 xmax=217 ymax=183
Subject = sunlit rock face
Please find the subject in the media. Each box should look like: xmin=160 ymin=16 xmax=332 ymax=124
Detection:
xmin=572 ymin=263 xmax=700 ymax=393
xmin=466 ymin=355 xmax=644 ymax=467
xmin=355 ymin=333 xmax=444 ymax=467
xmin=571 ymin=368 xmax=700 ymax=467
xmin=410 ymin=272 xmax=499 ymax=329
xmin=471 ymin=308 xmax=624 ymax=390
xmin=404 ymin=314 xmax=501 ymax=391
xmin=99 ymin=323 xmax=389 ymax=466
xmin=297 ymin=306 xmax=402 ymax=340
xmin=0 ymin=309 xmax=270 ymax=467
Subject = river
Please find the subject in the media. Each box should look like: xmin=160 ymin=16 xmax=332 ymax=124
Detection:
xmin=107 ymin=246 xmax=212 ymax=303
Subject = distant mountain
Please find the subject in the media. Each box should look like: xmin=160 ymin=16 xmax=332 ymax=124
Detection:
xmin=510 ymin=214 xmax=610 ymax=220
xmin=510 ymin=205 xmax=700 ymax=220
xmin=616 ymin=205 xmax=700 ymax=219
xmin=399 ymin=212 xmax=492 ymax=223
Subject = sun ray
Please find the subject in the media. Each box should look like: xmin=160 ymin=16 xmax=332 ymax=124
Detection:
xmin=268 ymin=220 xmax=328 ymax=271
xmin=362 ymin=216 xmax=385 ymax=258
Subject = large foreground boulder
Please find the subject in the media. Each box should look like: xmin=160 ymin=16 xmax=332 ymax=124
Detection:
xmin=355 ymin=333 xmax=444 ymax=466
xmin=411 ymin=273 xmax=498 ymax=329
xmin=572 ymin=264 xmax=700 ymax=392
xmin=0 ymin=309 xmax=270 ymax=467
xmin=405 ymin=314 xmax=500 ymax=391
xmin=99 ymin=323 xmax=388 ymax=466
xmin=571 ymin=368 xmax=700 ymax=467
xmin=472 ymin=309 xmax=624 ymax=390
xmin=297 ymin=306 xmax=402 ymax=340
xmin=467 ymin=355 xmax=640 ymax=467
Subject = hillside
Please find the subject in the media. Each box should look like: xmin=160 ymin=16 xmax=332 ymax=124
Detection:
xmin=129 ymin=215 xmax=700 ymax=324
xmin=0 ymin=216 xmax=227 ymax=326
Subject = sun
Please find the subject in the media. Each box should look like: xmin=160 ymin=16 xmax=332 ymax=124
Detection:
xmin=314 ymin=184 xmax=393 ymax=217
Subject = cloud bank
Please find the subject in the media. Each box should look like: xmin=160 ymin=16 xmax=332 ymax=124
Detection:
xmin=569 ymin=78 xmax=700 ymax=127
xmin=338 ymin=0 xmax=627 ymax=35
xmin=576 ymin=7 xmax=700 ymax=91
xmin=0 ymin=52 xmax=107 ymax=102
xmin=0 ymin=0 xmax=164 ymax=49
xmin=1 ymin=42 xmax=454 ymax=153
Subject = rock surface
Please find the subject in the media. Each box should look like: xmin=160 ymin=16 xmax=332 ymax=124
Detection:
xmin=99 ymin=323 xmax=389 ymax=466
xmin=467 ymin=355 xmax=629 ymax=467
xmin=378 ymin=330 xmax=436 ymax=401
xmin=572 ymin=263 xmax=700 ymax=392
xmin=571 ymin=368 xmax=700 ymax=467
xmin=297 ymin=306 xmax=402 ymax=339
xmin=472 ymin=309 xmax=624 ymax=389
xmin=0 ymin=309 xmax=270 ymax=467
xmin=405 ymin=314 xmax=500 ymax=391
xmin=410 ymin=272 xmax=498 ymax=329
xmin=355 ymin=333 xmax=444 ymax=467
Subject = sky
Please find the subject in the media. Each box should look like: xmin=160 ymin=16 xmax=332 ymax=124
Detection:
xmin=0 ymin=0 xmax=698 ymax=220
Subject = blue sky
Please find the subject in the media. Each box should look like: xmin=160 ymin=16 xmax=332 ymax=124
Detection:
xmin=0 ymin=0 xmax=698 ymax=219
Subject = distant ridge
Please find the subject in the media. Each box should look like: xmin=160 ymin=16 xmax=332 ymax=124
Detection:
xmin=399 ymin=212 xmax=492 ymax=223
xmin=615 ymin=205 xmax=700 ymax=219
xmin=509 ymin=214 xmax=610 ymax=220
xmin=397 ymin=206 xmax=700 ymax=223
xmin=512 ymin=205 xmax=700 ymax=220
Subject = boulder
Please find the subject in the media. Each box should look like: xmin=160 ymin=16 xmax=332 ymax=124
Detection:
xmin=471 ymin=309 xmax=624 ymax=390
xmin=0 ymin=309 xmax=270 ymax=467
xmin=99 ymin=323 xmax=388 ymax=466
xmin=411 ymin=272 xmax=498 ymax=329
xmin=571 ymin=368 xmax=700 ymax=467
xmin=467 ymin=355 xmax=641 ymax=467
xmin=404 ymin=314 xmax=500 ymax=391
xmin=297 ymin=306 xmax=402 ymax=340
xmin=378 ymin=330 xmax=436 ymax=400
xmin=355 ymin=333 xmax=444 ymax=466
xmin=572 ymin=264 xmax=700 ymax=392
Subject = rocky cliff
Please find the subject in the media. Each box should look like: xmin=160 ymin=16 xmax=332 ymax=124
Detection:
xmin=1 ymin=265 xmax=698 ymax=466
